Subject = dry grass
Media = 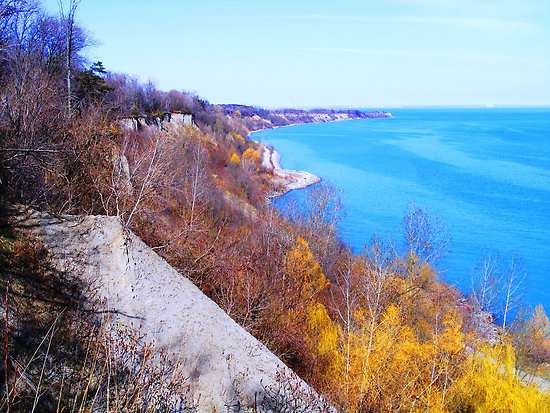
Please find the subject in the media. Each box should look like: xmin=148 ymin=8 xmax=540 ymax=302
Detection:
xmin=0 ymin=230 xmax=197 ymax=413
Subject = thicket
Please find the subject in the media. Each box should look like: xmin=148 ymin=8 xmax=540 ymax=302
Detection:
xmin=1 ymin=1 xmax=548 ymax=412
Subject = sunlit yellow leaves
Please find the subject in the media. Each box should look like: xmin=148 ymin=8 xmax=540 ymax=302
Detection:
xmin=304 ymin=301 xmax=476 ymax=412
xmin=242 ymin=147 xmax=261 ymax=163
xmin=307 ymin=303 xmax=338 ymax=355
xmin=229 ymin=131 xmax=246 ymax=144
xmin=438 ymin=311 xmax=465 ymax=355
xmin=449 ymin=344 xmax=550 ymax=413
xmin=280 ymin=237 xmax=330 ymax=368
xmin=306 ymin=302 xmax=344 ymax=377
xmin=281 ymin=235 xmax=548 ymax=413
xmin=285 ymin=237 xmax=329 ymax=303
xmin=229 ymin=152 xmax=241 ymax=165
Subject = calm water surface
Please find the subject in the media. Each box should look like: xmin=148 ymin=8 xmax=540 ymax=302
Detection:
xmin=254 ymin=108 xmax=550 ymax=310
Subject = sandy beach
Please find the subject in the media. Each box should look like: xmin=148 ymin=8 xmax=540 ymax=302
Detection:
xmin=257 ymin=142 xmax=320 ymax=197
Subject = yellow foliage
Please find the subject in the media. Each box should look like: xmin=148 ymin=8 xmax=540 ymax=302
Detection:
xmin=306 ymin=302 xmax=344 ymax=377
xmin=242 ymin=147 xmax=261 ymax=163
xmin=448 ymin=344 xmax=550 ymax=413
xmin=438 ymin=311 xmax=466 ymax=355
xmin=306 ymin=303 xmax=472 ymax=412
xmin=285 ymin=237 xmax=329 ymax=303
xmin=282 ymin=236 xmax=330 ymax=363
xmin=108 ymin=123 xmax=122 ymax=138
xmin=304 ymin=290 xmax=550 ymax=413
xmin=275 ymin=231 xmax=549 ymax=413
xmin=229 ymin=152 xmax=241 ymax=165
xmin=229 ymin=131 xmax=246 ymax=144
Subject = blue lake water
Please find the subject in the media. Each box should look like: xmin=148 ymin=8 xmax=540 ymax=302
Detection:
xmin=254 ymin=108 xmax=550 ymax=311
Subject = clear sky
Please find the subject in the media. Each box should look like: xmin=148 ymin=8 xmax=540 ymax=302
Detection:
xmin=43 ymin=0 xmax=550 ymax=108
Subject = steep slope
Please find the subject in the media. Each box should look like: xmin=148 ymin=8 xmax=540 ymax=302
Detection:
xmin=13 ymin=210 xmax=327 ymax=412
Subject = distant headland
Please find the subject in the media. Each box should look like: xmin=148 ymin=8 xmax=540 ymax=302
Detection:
xmin=239 ymin=106 xmax=392 ymax=197
xmin=219 ymin=104 xmax=392 ymax=131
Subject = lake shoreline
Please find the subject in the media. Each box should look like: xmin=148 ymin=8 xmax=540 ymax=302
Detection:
xmin=249 ymin=118 xmax=366 ymax=198
xmin=259 ymin=143 xmax=321 ymax=198
xmin=250 ymin=108 xmax=550 ymax=312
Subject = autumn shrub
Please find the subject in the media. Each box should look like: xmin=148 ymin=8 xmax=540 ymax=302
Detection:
xmin=229 ymin=131 xmax=247 ymax=146
xmin=305 ymin=300 xmax=469 ymax=412
xmin=511 ymin=304 xmax=550 ymax=380
xmin=229 ymin=152 xmax=241 ymax=165
xmin=448 ymin=344 xmax=550 ymax=413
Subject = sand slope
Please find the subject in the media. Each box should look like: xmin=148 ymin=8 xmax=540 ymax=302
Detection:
xmin=14 ymin=211 xmax=327 ymax=412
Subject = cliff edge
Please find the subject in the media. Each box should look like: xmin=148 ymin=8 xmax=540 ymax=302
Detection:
xmin=12 ymin=211 xmax=328 ymax=412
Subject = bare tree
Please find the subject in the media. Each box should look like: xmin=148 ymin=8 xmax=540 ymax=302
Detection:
xmin=471 ymin=253 xmax=500 ymax=314
xmin=0 ymin=1 xmax=38 ymax=47
xmin=0 ymin=1 xmax=68 ymax=206
xmin=187 ymin=137 xmax=209 ymax=230
xmin=124 ymin=132 xmax=169 ymax=228
xmin=259 ymin=369 xmax=334 ymax=413
xmin=330 ymin=253 xmax=358 ymax=397
xmin=501 ymin=255 xmax=525 ymax=329
xmin=286 ymin=183 xmax=342 ymax=275
xmin=470 ymin=252 xmax=525 ymax=330
xmin=360 ymin=238 xmax=395 ymax=363
xmin=57 ymin=0 xmax=80 ymax=116
xmin=402 ymin=204 xmax=448 ymax=265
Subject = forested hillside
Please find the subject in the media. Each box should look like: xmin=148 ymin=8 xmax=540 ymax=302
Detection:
xmin=1 ymin=1 xmax=549 ymax=412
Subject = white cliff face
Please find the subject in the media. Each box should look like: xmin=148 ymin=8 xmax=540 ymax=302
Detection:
xmin=259 ymin=143 xmax=320 ymax=197
xmin=15 ymin=212 xmax=328 ymax=412
xmin=171 ymin=113 xmax=194 ymax=126
xmin=119 ymin=113 xmax=196 ymax=132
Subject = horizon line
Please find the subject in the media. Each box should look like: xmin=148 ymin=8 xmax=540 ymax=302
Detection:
xmin=215 ymin=103 xmax=550 ymax=110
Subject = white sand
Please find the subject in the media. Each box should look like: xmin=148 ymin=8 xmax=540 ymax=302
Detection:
xmin=259 ymin=144 xmax=320 ymax=197
xmin=14 ymin=211 xmax=327 ymax=412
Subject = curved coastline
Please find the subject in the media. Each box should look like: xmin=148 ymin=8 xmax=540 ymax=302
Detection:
xmin=248 ymin=114 xmax=393 ymax=198
xmin=248 ymin=127 xmax=321 ymax=198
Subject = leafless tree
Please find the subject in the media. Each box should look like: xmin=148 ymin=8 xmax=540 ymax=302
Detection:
xmin=259 ymin=369 xmax=334 ymax=413
xmin=471 ymin=253 xmax=500 ymax=314
xmin=470 ymin=253 xmax=525 ymax=329
xmin=402 ymin=203 xmax=448 ymax=265
xmin=0 ymin=2 xmax=66 ymax=206
xmin=284 ymin=183 xmax=342 ymax=276
xmin=186 ymin=137 xmax=209 ymax=231
xmin=57 ymin=0 xmax=80 ymax=116
xmin=360 ymin=238 xmax=396 ymax=363
xmin=124 ymin=132 xmax=169 ymax=228
xmin=330 ymin=253 xmax=357 ymax=393
xmin=0 ymin=0 xmax=92 ymax=209
xmin=501 ymin=254 xmax=525 ymax=329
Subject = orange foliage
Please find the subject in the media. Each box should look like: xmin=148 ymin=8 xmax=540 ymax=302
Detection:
xmin=242 ymin=147 xmax=261 ymax=163
xmin=229 ymin=152 xmax=241 ymax=165
xmin=285 ymin=237 xmax=329 ymax=308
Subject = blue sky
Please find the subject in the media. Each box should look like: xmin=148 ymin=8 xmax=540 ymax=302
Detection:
xmin=44 ymin=0 xmax=550 ymax=108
